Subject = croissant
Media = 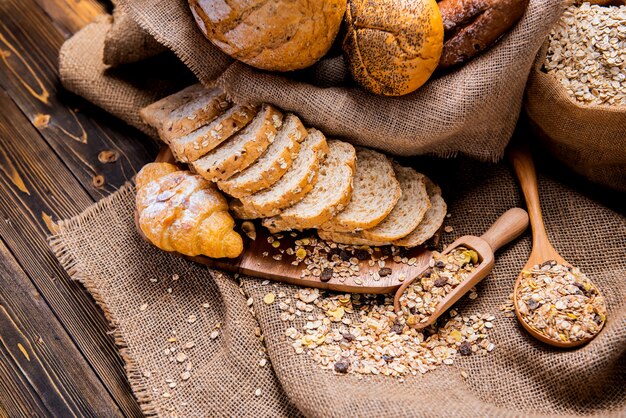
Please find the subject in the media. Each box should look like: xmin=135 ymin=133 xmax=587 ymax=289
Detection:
xmin=135 ymin=162 xmax=244 ymax=258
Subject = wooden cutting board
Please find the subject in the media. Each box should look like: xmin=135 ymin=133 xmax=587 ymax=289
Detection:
xmin=134 ymin=147 xmax=437 ymax=294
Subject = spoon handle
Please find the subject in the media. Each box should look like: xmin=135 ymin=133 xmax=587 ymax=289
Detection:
xmin=480 ymin=208 xmax=529 ymax=252
xmin=508 ymin=143 xmax=551 ymax=248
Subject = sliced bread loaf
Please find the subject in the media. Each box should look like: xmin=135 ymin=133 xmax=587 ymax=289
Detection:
xmin=361 ymin=164 xmax=430 ymax=242
xmin=170 ymin=105 xmax=258 ymax=163
xmin=317 ymin=230 xmax=389 ymax=247
xmin=262 ymin=140 xmax=356 ymax=232
xmin=317 ymin=177 xmax=445 ymax=247
xmin=393 ymin=178 xmax=446 ymax=247
xmin=232 ymin=129 xmax=329 ymax=218
xmin=140 ymin=83 xmax=210 ymax=140
xmin=191 ymin=105 xmax=283 ymax=182
xmin=217 ymin=114 xmax=307 ymax=198
xmin=159 ymin=87 xmax=230 ymax=142
xmin=319 ymin=148 xmax=401 ymax=232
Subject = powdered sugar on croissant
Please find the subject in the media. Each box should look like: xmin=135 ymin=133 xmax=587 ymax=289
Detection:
xmin=136 ymin=162 xmax=243 ymax=258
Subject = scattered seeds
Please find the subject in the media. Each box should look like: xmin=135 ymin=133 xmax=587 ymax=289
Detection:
xmin=210 ymin=330 xmax=220 ymax=340
xmin=254 ymin=388 xmax=262 ymax=397
xmin=515 ymin=260 xmax=606 ymax=343
xmin=175 ymin=353 xmax=188 ymax=363
xmin=187 ymin=315 xmax=197 ymax=323
xmin=139 ymin=303 xmax=148 ymax=311
xmin=181 ymin=371 xmax=191 ymax=381
xmin=264 ymin=293 xmax=276 ymax=305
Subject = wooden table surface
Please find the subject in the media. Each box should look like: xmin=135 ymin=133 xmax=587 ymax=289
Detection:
xmin=0 ymin=1 xmax=624 ymax=417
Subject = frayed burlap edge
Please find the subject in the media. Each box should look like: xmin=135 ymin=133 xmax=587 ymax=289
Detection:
xmin=48 ymin=184 xmax=159 ymax=417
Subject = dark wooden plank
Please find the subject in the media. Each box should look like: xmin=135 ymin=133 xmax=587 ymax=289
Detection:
xmin=0 ymin=90 xmax=143 ymax=417
xmin=32 ymin=0 xmax=109 ymax=36
xmin=0 ymin=0 xmax=158 ymax=201
xmin=0 ymin=340 xmax=49 ymax=418
xmin=0 ymin=239 xmax=124 ymax=417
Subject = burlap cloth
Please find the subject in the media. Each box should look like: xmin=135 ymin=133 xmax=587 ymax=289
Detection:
xmin=53 ymin=4 xmax=626 ymax=417
xmin=525 ymin=42 xmax=626 ymax=193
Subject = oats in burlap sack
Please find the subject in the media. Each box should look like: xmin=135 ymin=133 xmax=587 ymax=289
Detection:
xmin=526 ymin=5 xmax=626 ymax=193
xmin=50 ymin=159 xmax=625 ymax=417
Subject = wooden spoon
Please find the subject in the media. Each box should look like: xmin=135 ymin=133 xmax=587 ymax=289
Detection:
xmin=393 ymin=208 xmax=529 ymax=329
xmin=509 ymin=143 xmax=606 ymax=348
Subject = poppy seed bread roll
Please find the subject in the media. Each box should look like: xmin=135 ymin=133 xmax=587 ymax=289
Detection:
xmin=343 ymin=0 xmax=444 ymax=96
xmin=189 ymin=0 xmax=346 ymax=71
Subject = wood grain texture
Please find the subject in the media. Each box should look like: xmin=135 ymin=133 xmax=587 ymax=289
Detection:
xmin=33 ymin=0 xmax=109 ymax=36
xmin=0 ymin=240 xmax=123 ymax=417
xmin=0 ymin=90 xmax=143 ymax=417
xmin=0 ymin=0 xmax=157 ymax=200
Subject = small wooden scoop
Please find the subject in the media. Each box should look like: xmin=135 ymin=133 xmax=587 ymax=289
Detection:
xmin=509 ymin=143 xmax=606 ymax=348
xmin=393 ymin=208 xmax=529 ymax=328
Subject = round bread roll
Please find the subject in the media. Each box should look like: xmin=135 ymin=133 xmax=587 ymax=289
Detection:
xmin=189 ymin=0 xmax=346 ymax=72
xmin=343 ymin=0 xmax=444 ymax=96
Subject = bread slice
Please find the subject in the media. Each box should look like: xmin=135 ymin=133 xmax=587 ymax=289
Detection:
xmin=319 ymin=148 xmax=401 ymax=232
xmin=191 ymin=105 xmax=283 ymax=182
xmin=140 ymin=84 xmax=209 ymax=138
xmin=262 ymin=140 xmax=356 ymax=232
xmin=317 ymin=230 xmax=389 ymax=247
xmin=170 ymin=105 xmax=258 ymax=163
xmin=232 ymin=129 xmax=329 ymax=218
xmin=361 ymin=164 xmax=430 ymax=242
xmin=217 ymin=114 xmax=307 ymax=198
xmin=318 ymin=177 xmax=445 ymax=247
xmin=159 ymin=87 xmax=231 ymax=142
xmin=393 ymin=178 xmax=446 ymax=247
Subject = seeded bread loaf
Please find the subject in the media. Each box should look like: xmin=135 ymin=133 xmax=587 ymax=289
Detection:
xmin=170 ymin=105 xmax=258 ymax=163
xmin=159 ymin=87 xmax=230 ymax=142
xmin=361 ymin=164 xmax=430 ymax=241
xmin=393 ymin=178 xmax=446 ymax=246
xmin=320 ymin=148 xmax=401 ymax=232
xmin=140 ymin=84 xmax=214 ymax=142
xmin=232 ymin=129 xmax=329 ymax=218
xmin=263 ymin=140 xmax=356 ymax=232
xmin=217 ymin=114 xmax=307 ymax=198
xmin=191 ymin=105 xmax=283 ymax=182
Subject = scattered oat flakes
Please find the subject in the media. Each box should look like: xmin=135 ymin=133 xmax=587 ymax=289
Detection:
xmin=444 ymin=226 xmax=454 ymax=233
xmin=140 ymin=303 xmax=148 ymax=311
xmin=264 ymin=293 xmax=276 ymax=304
xmin=175 ymin=353 xmax=188 ymax=363
xmin=172 ymin=274 xmax=179 ymax=281
xmin=259 ymin=358 xmax=267 ymax=367
xmin=181 ymin=371 xmax=191 ymax=381
xmin=515 ymin=260 xmax=606 ymax=343
xmin=210 ymin=330 xmax=220 ymax=340
xmin=255 ymin=388 xmax=262 ymax=397
xmin=187 ymin=314 xmax=197 ymax=323
xmin=202 ymin=303 xmax=210 ymax=308
xmin=184 ymin=341 xmax=195 ymax=349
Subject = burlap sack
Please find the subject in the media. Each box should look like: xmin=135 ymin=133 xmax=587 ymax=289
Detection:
xmin=525 ymin=43 xmax=626 ymax=193
xmin=59 ymin=16 xmax=196 ymax=135
xmin=49 ymin=160 xmax=626 ymax=417
xmin=103 ymin=2 xmax=167 ymax=66
xmin=55 ymin=11 xmax=625 ymax=418
xmin=114 ymin=0 xmax=565 ymax=161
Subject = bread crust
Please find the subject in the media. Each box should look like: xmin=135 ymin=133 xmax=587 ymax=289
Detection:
xmin=189 ymin=0 xmax=346 ymax=71
xmin=343 ymin=0 xmax=443 ymax=96
xmin=191 ymin=105 xmax=283 ymax=182
xmin=237 ymin=130 xmax=330 ymax=218
xmin=437 ymin=0 xmax=529 ymax=69
xmin=217 ymin=114 xmax=307 ymax=198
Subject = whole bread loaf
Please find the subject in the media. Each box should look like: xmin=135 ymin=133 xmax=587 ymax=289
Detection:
xmin=189 ymin=0 xmax=346 ymax=71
